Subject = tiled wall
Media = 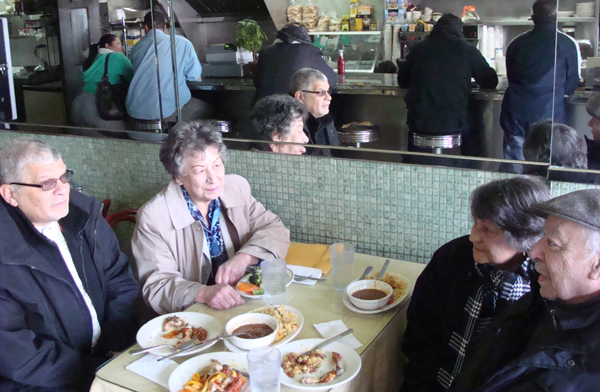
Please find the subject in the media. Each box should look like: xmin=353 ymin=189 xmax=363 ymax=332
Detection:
xmin=2 ymin=131 xmax=598 ymax=264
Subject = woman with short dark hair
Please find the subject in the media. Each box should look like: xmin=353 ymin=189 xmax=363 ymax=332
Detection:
xmin=400 ymin=176 xmax=551 ymax=392
xmin=132 ymin=121 xmax=290 ymax=314
xmin=250 ymin=94 xmax=309 ymax=155
xmin=71 ymin=34 xmax=133 ymax=130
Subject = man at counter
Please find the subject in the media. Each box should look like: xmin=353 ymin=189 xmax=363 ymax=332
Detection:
xmin=254 ymin=23 xmax=337 ymax=100
xmin=290 ymin=67 xmax=340 ymax=157
xmin=126 ymin=12 xmax=209 ymax=125
xmin=501 ymin=0 xmax=580 ymax=161
xmin=455 ymin=189 xmax=600 ymax=391
xmin=0 ymin=138 xmax=139 ymax=391
xmin=397 ymin=13 xmax=498 ymax=155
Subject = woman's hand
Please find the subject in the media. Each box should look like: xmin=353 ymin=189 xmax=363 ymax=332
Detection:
xmin=196 ymin=284 xmax=245 ymax=310
xmin=215 ymin=253 xmax=259 ymax=285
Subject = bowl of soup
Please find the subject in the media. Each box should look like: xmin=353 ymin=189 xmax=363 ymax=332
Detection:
xmin=225 ymin=313 xmax=279 ymax=350
xmin=346 ymin=279 xmax=393 ymax=310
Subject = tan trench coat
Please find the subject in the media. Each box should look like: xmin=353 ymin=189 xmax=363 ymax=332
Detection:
xmin=132 ymin=174 xmax=290 ymax=314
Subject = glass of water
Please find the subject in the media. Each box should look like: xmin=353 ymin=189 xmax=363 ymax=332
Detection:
xmin=330 ymin=243 xmax=355 ymax=291
xmin=247 ymin=346 xmax=281 ymax=392
xmin=262 ymin=258 xmax=287 ymax=305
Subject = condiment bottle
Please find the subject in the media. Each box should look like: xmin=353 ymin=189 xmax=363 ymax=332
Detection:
xmin=337 ymin=49 xmax=345 ymax=74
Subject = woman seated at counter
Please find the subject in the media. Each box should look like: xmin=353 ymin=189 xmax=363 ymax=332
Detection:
xmin=250 ymin=94 xmax=309 ymax=155
xmin=71 ymin=34 xmax=133 ymax=130
xmin=400 ymin=177 xmax=550 ymax=392
xmin=132 ymin=121 xmax=290 ymax=314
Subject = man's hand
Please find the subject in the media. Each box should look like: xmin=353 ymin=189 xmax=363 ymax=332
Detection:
xmin=196 ymin=284 xmax=245 ymax=310
xmin=215 ymin=253 xmax=259 ymax=285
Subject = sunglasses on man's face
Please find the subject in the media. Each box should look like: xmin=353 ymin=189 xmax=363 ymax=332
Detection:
xmin=10 ymin=170 xmax=74 ymax=191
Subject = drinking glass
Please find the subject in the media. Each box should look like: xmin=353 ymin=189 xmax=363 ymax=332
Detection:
xmin=330 ymin=242 xmax=355 ymax=291
xmin=261 ymin=258 xmax=287 ymax=305
xmin=247 ymin=346 xmax=281 ymax=392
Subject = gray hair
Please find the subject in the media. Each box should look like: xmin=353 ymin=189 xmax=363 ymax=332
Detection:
xmin=159 ymin=121 xmax=227 ymax=180
xmin=0 ymin=138 xmax=61 ymax=185
xmin=581 ymin=225 xmax=600 ymax=256
xmin=471 ymin=176 xmax=551 ymax=252
xmin=524 ymin=121 xmax=588 ymax=168
xmin=250 ymin=94 xmax=308 ymax=147
xmin=289 ymin=68 xmax=328 ymax=95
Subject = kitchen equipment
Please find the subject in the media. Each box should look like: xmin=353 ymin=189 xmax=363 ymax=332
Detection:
xmin=202 ymin=44 xmax=244 ymax=78
xmin=34 ymin=44 xmax=48 ymax=72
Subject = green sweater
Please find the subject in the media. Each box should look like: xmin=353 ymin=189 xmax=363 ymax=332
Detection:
xmin=82 ymin=52 xmax=134 ymax=94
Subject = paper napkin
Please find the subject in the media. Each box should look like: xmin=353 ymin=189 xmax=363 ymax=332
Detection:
xmin=285 ymin=242 xmax=332 ymax=274
xmin=125 ymin=353 xmax=178 ymax=388
xmin=287 ymin=265 xmax=323 ymax=286
xmin=314 ymin=320 xmax=362 ymax=349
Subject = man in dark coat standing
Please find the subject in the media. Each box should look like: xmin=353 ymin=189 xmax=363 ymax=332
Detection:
xmin=0 ymin=138 xmax=140 ymax=391
xmin=397 ymin=13 xmax=498 ymax=156
xmin=455 ymin=189 xmax=600 ymax=392
xmin=253 ymin=23 xmax=337 ymax=100
xmin=501 ymin=0 xmax=580 ymax=160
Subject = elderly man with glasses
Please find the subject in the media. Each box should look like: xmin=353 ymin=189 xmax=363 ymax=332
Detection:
xmin=290 ymin=67 xmax=340 ymax=157
xmin=454 ymin=189 xmax=600 ymax=392
xmin=0 ymin=138 xmax=139 ymax=391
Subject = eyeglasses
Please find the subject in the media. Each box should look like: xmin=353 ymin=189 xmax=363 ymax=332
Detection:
xmin=301 ymin=89 xmax=333 ymax=97
xmin=10 ymin=170 xmax=74 ymax=191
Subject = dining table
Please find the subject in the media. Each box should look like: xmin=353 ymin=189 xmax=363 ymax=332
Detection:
xmin=90 ymin=252 xmax=426 ymax=392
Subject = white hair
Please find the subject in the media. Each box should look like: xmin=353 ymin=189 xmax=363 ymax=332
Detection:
xmin=0 ymin=138 xmax=61 ymax=187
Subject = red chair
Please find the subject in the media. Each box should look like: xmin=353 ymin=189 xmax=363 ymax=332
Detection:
xmin=105 ymin=209 xmax=138 ymax=228
xmin=101 ymin=199 xmax=111 ymax=218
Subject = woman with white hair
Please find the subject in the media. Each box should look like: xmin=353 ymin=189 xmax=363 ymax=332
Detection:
xmin=132 ymin=121 xmax=290 ymax=314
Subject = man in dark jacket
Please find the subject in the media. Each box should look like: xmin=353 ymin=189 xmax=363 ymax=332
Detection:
xmin=254 ymin=23 xmax=337 ymax=100
xmin=501 ymin=0 xmax=580 ymax=161
xmin=397 ymin=13 xmax=498 ymax=155
xmin=0 ymin=138 xmax=140 ymax=391
xmin=290 ymin=67 xmax=340 ymax=157
xmin=455 ymin=189 xmax=600 ymax=392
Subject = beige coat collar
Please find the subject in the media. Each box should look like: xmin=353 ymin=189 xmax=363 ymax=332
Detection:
xmin=164 ymin=176 xmax=246 ymax=231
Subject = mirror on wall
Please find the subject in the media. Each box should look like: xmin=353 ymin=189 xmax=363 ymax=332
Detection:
xmin=4 ymin=0 xmax=598 ymax=179
xmin=548 ymin=0 xmax=600 ymax=183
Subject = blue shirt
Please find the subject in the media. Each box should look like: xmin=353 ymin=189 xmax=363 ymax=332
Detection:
xmin=126 ymin=29 xmax=202 ymax=120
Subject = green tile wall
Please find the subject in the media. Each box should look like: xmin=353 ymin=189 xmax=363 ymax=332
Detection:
xmin=1 ymin=131 xmax=589 ymax=264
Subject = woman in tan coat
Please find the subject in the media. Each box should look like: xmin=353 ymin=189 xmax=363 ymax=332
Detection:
xmin=132 ymin=121 xmax=290 ymax=314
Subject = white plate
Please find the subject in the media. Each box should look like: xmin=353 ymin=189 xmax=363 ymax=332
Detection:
xmin=168 ymin=352 xmax=249 ymax=392
xmin=342 ymin=279 xmax=411 ymax=315
xmin=279 ymin=338 xmax=361 ymax=390
xmin=136 ymin=312 xmax=223 ymax=357
xmin=224 ymin=306 xmax=304 ymax=352
xmin=236 ymin=268 xmax=295 ymax=299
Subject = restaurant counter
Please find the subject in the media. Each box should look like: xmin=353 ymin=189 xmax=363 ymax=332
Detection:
xmin=91 ymin=253 xmax=426 ymax=392
xmin=189 ymin=74 xmax=506 ymax=158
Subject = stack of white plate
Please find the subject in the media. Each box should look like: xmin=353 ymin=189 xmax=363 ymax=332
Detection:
xmin=576 ymin=2 xmax=596 ymax=17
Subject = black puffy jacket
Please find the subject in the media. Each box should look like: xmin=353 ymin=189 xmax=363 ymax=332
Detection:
xmin=455 ymin=290 xmax=600 ymax=392
xmin=0 ymin=191 xmax=140 ymax=391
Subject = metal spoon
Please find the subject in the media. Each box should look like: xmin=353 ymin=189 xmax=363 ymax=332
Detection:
xmin=359 ymin=266 xmax=373 ymax=280
xmin=376 ymin=259 xmax=390 ymax=280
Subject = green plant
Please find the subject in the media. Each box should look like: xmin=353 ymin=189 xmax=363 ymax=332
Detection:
xmin=235 ymin=19 xmax=267 ymax=60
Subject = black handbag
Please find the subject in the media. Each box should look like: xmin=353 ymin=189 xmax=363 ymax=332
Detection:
xmin=96 ymin=53 xmax=128 ymax=121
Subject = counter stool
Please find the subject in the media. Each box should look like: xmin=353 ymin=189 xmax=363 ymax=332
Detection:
xmin=411 ymin=132 xmax=461 ymax=154
xmin=132 ymin=119 xmax=164 ymax=133
xmin=338 ymin=127 xmax=379 ymax=148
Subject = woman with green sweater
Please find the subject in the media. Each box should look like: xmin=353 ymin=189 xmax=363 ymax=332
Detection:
xmin=72 ymin=34 xmax=133 ymax=130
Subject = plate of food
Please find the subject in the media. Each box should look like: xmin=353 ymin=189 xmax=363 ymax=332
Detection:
xmin=135 ymin=312 xmax=222 ymax=357
xmin=224 ymin=305 xmax=304 ymax=353
xmin=342 ymin=272 xmax=411 ymax=315
xmin=168 ymin=352 xmax=249 ymax=392
xmin=235 ymin=267 xmax=295 ymax=299
xmin=279 ymin=338 xmax=361 ymax=390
